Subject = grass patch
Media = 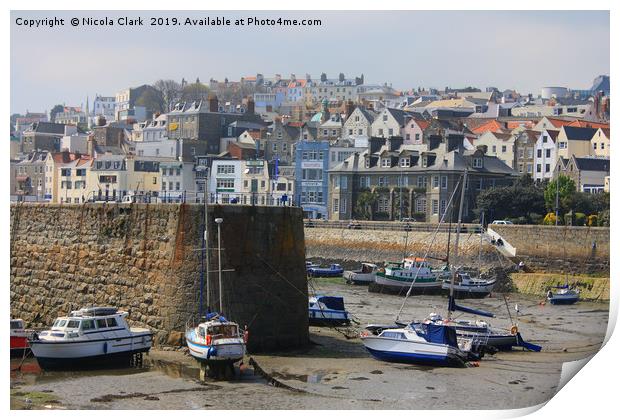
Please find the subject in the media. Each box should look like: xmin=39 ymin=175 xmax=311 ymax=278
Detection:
xmin=309 ymin=276 xmax=346 ymax=285
xmin=11 ymin=389 xmax=61 ymax=409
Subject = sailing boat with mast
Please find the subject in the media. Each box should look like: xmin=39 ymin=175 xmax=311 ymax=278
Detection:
xmin=361 ymin=175 xmax=482 ymax=366
xmin=184 ymin=179 xmax=246 ymax=378
xmin=420 ymin=169 xmax=541 ymax=352
xmin=440 ymin=211 xmax=497 ymax=298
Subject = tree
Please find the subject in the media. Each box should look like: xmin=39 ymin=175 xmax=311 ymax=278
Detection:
xmin=474 ymin=175 xmax=546 ymax=223
xmin=544 ymin=175 xmax=576 ymax=216
xmin=355 ymin=190 xmax=378 ymax=220
xmin=320 ymin=73 xmax=327 ymax=82
xmin=135 ymin=88 xmax=164 ymax=115
xmin=50 ymin=104 xmax=64 ymax=123
xmin=153 ymin=79 xmax=181 ymax=112
xmin=181 ymin=82 xmax=210 ymax=103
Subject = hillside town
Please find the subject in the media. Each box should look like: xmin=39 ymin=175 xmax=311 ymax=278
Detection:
xmin=9 ymin=73 xmax=610 ymax=224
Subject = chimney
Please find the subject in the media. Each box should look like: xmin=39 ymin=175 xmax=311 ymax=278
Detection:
xmin=345 ymin=100 xmax=355 ymax=120
xmin=87 ymin=136 xmax=96 ymax=157
xmin=246 ymin=96 xmax=255 ymax=114
xmin=388 ymin=136 xmax=404 ymax=152
xmin=209 ymin=94 xmax=219 ymax=112
xmin=477 ymin=145 xmax=488 ymax=154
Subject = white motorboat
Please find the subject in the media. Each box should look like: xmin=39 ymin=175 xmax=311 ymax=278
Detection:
xmin=308 ymin=295 xmax=350 ymax=325
xmin=441 ymin=272 xmax=496 ymax=298
xmin=361 ymin=323 xmax=473 ymax=366
xmin=371 ymin=257 xmax=442 ymax=294
xmin=343 ymin=263 xmax=377 ymax=285
xmin=185 ymin=313 xmax=246 ymax=366
xmin=29 ymin=307 xmax=152 ymax=369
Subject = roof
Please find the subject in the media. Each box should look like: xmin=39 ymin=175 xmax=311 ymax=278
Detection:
xmin=26 ymin=122 xmax=67 ymax=135
xmin=470 ymin=120 xmax=504 ymax=135
xmin=573 ymin=157 xmax=610 ymax=172
xmin=562 ymin=126 xmax=598 ymax=141
xmin=567 ymin=120 xmax=610 ymax=129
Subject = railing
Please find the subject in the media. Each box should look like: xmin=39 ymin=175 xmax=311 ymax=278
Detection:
xmin=303 ymin=219 xmax=484 ymax=233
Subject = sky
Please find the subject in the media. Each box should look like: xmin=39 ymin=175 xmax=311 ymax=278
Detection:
xmin=10 ymin=10 xmax=610 ymax=115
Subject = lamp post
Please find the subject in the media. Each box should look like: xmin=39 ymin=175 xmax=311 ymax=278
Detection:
xmin=214 ymin=217 xmax=224 ymax=313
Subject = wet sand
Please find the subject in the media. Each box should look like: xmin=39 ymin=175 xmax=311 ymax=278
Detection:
xmin=10 ymin=280 xmax=609 ymax=410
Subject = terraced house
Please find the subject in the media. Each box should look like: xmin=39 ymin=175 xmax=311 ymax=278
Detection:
xmin=328 ymin=136 xmax=517 ymax=223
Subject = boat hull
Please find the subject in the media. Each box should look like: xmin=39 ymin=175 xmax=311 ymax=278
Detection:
xmin=343 ymin=271 xmax=374 ymax=285
xmin=548 ymin=296 xmax=580 ymax=305
xmin=370 ymin=273 xmax=443 ymax=294
xmin=29 ymin=333 xmax=152 ymax=369
xmin=441 ymin=280 xmax=496 ymax=298
xmin=308 ymin=308 xmax=350 ymax=326
xmin=10 ymin=336 xmax=30 ymax=357
xmin=34 ymin=348 xmax=149 ymax=370
xmin=186 ymin=337 xmax=245 ymax=365
xmin=361 ymin=336 xmax=464 ymax=366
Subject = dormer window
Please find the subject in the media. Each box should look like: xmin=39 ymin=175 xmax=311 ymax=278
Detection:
xmin=400 ymin=157 xmax=410 ymax=167
xmin=472 ymin=157 xmax=483 ymax=168
xmin=422 ymin=156 xmax=428 ymax=167
xmin=365 ymin=158 xmax=370 ymax=168
xmin=382 ymin=158 xmax=391 ymax=168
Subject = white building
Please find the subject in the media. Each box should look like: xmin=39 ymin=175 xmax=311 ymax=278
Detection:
xmin=534 ymin=129 xmax=560 ymax=181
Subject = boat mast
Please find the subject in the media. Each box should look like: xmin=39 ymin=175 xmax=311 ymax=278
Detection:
xmin=478 ymin=211 xmax=484 ymax=277
xmin=448 ymin=168 xmax=468 ymax=321
xmin=204 ymin=172 xmax=211 ymax=313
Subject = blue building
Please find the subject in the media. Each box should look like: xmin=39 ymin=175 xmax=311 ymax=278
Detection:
xmin=295 ymin=140 xmax=330 ymax=219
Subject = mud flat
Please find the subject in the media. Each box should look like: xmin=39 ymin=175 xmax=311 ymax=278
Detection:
xmin=10 ymin=280 xmax=608 ymax=410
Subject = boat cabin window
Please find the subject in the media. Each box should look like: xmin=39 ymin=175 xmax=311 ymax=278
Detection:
xmin=81 ymin=319 xmax=95 ymax=330
xmin=207 ymin=325 xmax=238 ymax=338
xmin=381 ymin=331 xmax=406 ymax=339
xmin=198 ymin=327 xmax=206 ymax=338
xmin=53 ymin=319 xmax=67 ymax=328
xmin=66 ymin=320 xmax=80 ymax=329
xmin=10 ymin=320 xmax=23 ymax=329
xmin=106 ymin=318 xmax=118 ymax=327
xmin=96 ymin=319 xmax=107 ymax=328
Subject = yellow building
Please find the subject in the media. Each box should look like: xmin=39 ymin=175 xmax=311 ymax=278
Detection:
xmin=556 ymin=126 xmax=598 ymax=160
xmin=591 ymin=128 xmax=610 ymax=157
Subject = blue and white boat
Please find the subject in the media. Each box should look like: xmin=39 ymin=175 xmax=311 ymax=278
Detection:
xmin=547 ymin=285 xmax=580 ymax=305
xmin=361 ymin=323 xmax=474 ymax=366
xmin=308 ymin=296 xmax=350 ymax=325
xmin=307 ymin=263 xmax=344 ymax=277
xmin=185 ymin=313 xmax=246 ymax=366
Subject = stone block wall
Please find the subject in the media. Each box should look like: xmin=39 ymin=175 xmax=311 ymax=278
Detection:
xmin=10 ymin=203 xmax=309 ymax=353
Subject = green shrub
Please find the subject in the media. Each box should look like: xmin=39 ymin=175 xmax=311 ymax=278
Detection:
xmin=574 ymin=212 xmax=586 ymax=226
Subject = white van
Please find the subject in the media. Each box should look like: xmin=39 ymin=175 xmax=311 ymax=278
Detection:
xmin=490 ymin=220 xmax=513 ymax=225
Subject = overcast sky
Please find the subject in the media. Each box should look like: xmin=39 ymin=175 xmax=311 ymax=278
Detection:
xmin=10 ymin=10 xmax=609 ymax=114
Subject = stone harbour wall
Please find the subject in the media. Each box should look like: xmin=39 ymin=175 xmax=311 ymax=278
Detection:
xmin=10 ymin=203 xmax=309 ymax=352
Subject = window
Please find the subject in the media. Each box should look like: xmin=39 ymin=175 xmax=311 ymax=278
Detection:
xmin=81 ymin=319 xmax=95 ymax=330
xmin=383 ymin=114 xmax=388 ymax=122
xmin=417 ymin=176 xmax=427 ymax=188
xmin=61 ymin=168 xmax=71 ymax=176
xmin=545 ymin=164 xmax=550 ymax=173
xmin=378 ymin=129 xmax=384 ymax=136
xmin=472 ymin=157 xmax=483 ymax=168
xmin=441 ymin=176 xmax=448 ymax=189
xmin=415 ymin=133 xmax=420 ymax=141
xmin=559 ymin=142 xmax=567 ymax=149
xmin=432 ymin=199 xmax=439 ymax=215
xmin=440 ymin=199 xmax=447 ymax=218
xmin=176 ymin=168 xmax=181 ymax=176
xmin=382 ymin=158 xmax=391 ymax=168
xmin=388 ymin=128 xmax=394 ymax=136
xmin=272 ymin=143 xmax=278 ymax=152
xmin=176 ymin=182 xmax=180 ymax=190
xmin=536 ymin=164 xmax=542 ymax=173
xmin=542 ymin=135 xmax=547 ymax=143
xmin=378 ymin=197 xmax=389 ymax=213
xmin=302 ymin=169 xmax=322 ymax=181
xmin=406 ymin=134 xmax=410 ymax=140
xmin=216 ymin=179 xmax=235 ymax=189
xmin=492 ymin=145 xmax=497 ymax=153
xmin=66 ymin=320 xmax=80 ymax=329
xmin=153 ymin=177 xmax=157 ymax=185
xmin=546 ymin=149 xmax=551 ymax=158
xmin=283 ymin=143 xmax=288 ymax=152
xmin=358 ymin=129 xmax=363 ymax=135
xmin=333 ymin=198 xmax=339 ymax=213
xmin=96 ymin=319 xmax=107 ymax=328
xmin=349 ymin=129 xmax=353 ymax=135
xmin=76 ymin=169 xmax=86 ymax=176
xmin=378 ymin=176 xmax=388 ymax=187
xmin=168 ymin=182 xmax=173 ymax=190
xmin=537 ymin=149 xmax=542 ymax=158
xmin=432 ymin=176 xmax=440 ymax=188
xmin=106 ymin=318 xmax=118 ymax=327
xmin=217 ymin=165 xmax=235 ymax=175
xmin=501 ymin=145 xmax=507 ymax=153
xmin=359 ymin=176 xmax=370 ymax=188
xmin=527 ymin=148 xmax=534 ymax=159
xmin=415 ymin=198 xmax=426 ymax=213
xmin=400 ymin=157 xmax=410 ymax=167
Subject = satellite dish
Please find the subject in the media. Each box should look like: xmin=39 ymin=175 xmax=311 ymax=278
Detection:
xmin=244 ymin=168 xmax=250 ymax=174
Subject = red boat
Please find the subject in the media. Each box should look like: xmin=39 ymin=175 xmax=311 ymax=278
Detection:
xmin=10 ymin=319 xmax=30 ymax=357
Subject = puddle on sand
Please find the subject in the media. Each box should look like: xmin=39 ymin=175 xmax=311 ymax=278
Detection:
xmin=270 ymin=372 xmax=325 ymax=383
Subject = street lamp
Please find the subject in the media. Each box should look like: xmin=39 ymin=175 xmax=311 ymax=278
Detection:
xmin=214 ymin=217 xmax=224 ymax=313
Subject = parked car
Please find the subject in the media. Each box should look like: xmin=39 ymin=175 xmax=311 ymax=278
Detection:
xmin=491 ymin=220 xmax=513 ymax=225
